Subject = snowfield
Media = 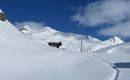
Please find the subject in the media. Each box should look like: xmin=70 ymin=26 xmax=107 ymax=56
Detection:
xmin=17 ymin=24 xmax=124 ymax=53
xmin=0 ymin=13 xmax=130 ymax=80
xmin=0 ymin=20 xmax=113 ymax=80
xmin=93 ymin=43 xmax=130 ymax=80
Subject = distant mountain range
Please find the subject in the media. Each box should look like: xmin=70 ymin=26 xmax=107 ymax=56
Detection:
xmin=18 ymin=25 xmax=125 ymax=52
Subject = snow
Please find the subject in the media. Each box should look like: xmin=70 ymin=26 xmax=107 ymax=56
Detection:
xmin=0 ymin=9 xmax=3 ymax=13
xmin=102 ymin=36 xmax=124 ymax=46
xmin=0 ymin=19 xmax=113 ymax=80
xmin=0 ymin=11 xmax=130 ymax=80
xmin=17 ymin=25 xmax=124 ymax=52
xmin=93 ymin=42 xmax=130 ymax=80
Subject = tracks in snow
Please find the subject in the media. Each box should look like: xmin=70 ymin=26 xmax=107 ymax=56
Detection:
xmin=89 ymin=53 xmax=119 ymax=80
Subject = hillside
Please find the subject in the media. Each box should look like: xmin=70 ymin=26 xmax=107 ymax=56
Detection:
xmin=0 ymin=9 xmax=130 ymax=80
xmin=0 ymin=10 xmax=113 ymax=80
xmin=18 ymin=25 xmax=124 ymax=52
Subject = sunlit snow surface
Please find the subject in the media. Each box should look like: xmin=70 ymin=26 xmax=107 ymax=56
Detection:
xmin=18 ymin=25 xmax=124 ymax=52
xmin=0 ymin=20 xmax=113 ymax=80
xmin=0 ymin=20 xmax=129 ymax=80
xmin=94 ymin=42 xmax=130 ymax=80
xmin=0 ymin=9 xmax=3 ymax=13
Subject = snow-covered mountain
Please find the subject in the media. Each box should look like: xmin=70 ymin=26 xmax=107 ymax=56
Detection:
xmin=0 ymin=9 xmax=116 ymax=80
xmin=18 ymin=25 xmax=125 ymax=52
xmin=0 ymin=9 xmax=130 ymax=80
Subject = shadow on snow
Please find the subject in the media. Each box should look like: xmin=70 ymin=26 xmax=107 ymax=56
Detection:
xmin=114 ymin=62 xmax=130 ymax=68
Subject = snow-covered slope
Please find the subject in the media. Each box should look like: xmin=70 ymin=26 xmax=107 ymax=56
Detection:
xmin=0 ymin=9 xmax=130 ymax=80
xmin=86 ymin=36 xmax=125 ymax=52
xmin=0 ymin=9 xmax=3 ymax=13
xmin=0 ymin=10 xmax=115 ymax=80
xmin=94 ymin=42 xmax=130 ymax=80
xmin=102 ymin=36 xmax=124 ymax=46
xmin=18 ymin=25 xmax=124 ymax=52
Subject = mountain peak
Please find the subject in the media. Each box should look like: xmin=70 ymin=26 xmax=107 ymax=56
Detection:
xmin=0 ymin=9 xmax=6 ymax=21
xmin=18 ymin=25 xmax=58 ymax=35
xmin=111 ymin=36 xmax=124 ymax=42
xmin=105 ymin=36 xmax=124 ymax=45
xmin=0 ymin=9 xmax=3 ymax=13
xmin=42 ymin=26 xmax=58 ymax=33
xmin=86 ymin=35 xmax=101 ymax=42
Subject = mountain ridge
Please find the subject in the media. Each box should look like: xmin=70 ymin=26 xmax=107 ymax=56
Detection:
xmin=18 ymin=25 xmax=125 ymax=52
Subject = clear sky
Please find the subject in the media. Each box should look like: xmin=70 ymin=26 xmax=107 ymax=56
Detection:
xmin=0 ymin=0 xmax=130 ymax=41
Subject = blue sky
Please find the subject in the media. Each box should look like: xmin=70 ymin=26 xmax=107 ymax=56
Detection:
xmin=0 ymin=0 xmax=130 ymax=41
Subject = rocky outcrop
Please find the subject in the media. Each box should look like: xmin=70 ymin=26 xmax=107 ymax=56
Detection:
xmin=0 ymin=12 xmax=6 ymax=21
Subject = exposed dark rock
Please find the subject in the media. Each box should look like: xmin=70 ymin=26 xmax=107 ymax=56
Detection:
xmin=48 ymin=42 xmax=62 ymax=48
xmin=0 ymin=12 xmax=6 ymax=21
